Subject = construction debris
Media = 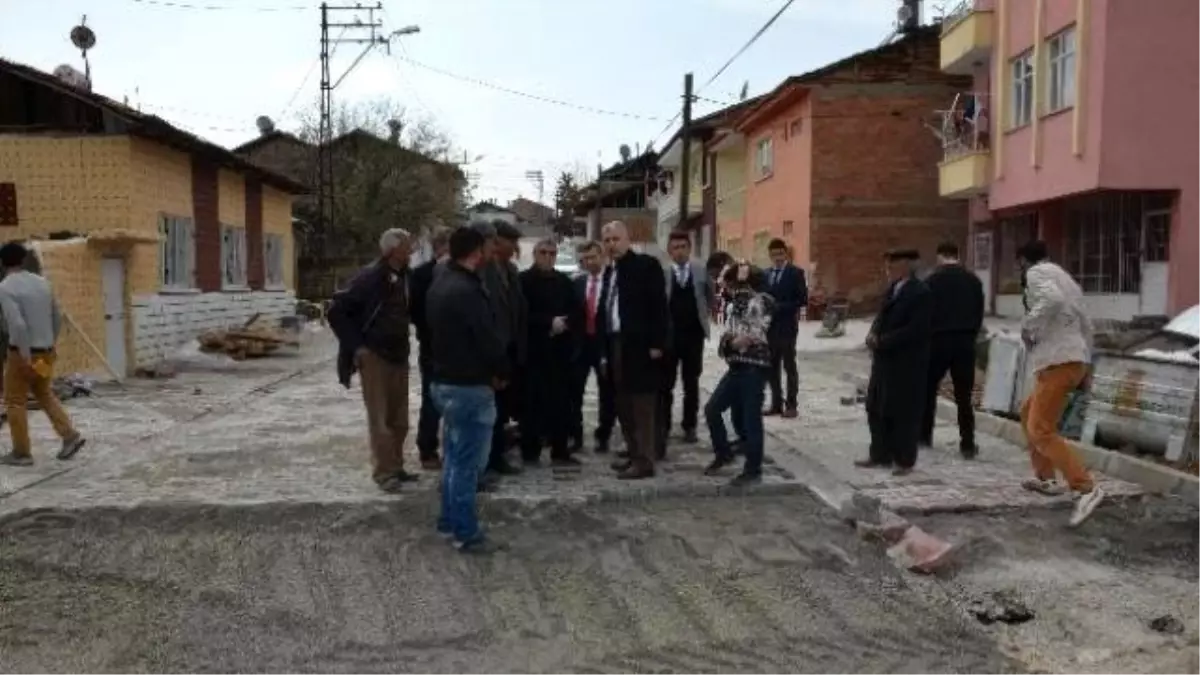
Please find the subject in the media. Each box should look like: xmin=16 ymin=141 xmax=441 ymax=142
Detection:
xmin=197 ymin=313 xmax=300 ymax=361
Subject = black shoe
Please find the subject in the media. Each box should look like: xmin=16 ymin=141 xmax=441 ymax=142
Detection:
xmin=490 ymin=460 xmax=523 ymax=476
xmin=476 ymin=479 xmax=498 ymax=493
xmin=730 ymin=472 xmax=762 ymax=487
xmin=594 ymin=441 xmax=609 ymax=454
xmin=394 ymin=469 xmax=420 ymax=483
xmin=376 ymin=476 xmax=405 ymax=494
xmin=57 ymin=435 xmax=86 ymax=461
xmin=420 ymin=455 xmax=443 ymax=471
xmin=682 ymin=429 xmax=699 ymax=444
xmin=704 ymin=455 xmax=734 ymax=476
xmin=892 ymin=466 xmax=915 ymax=477
xmin=522 ymin=455 xmax=542 ymax=467
xmin=763 ymin=407 xmax=783 ymax=417
xmin=960 ymin=443 xmax=979 ymax=460
xmin=610 ymin=458 xmax=631 ymax=472
xmin=615 ymin=449 xmax=630 ymax=459
xmin=854 ymin=458 xmax=893 ymax=469
xmin=552 ymin=456 xmax=583 ymax=469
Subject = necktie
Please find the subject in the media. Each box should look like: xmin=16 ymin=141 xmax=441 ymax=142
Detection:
xmin=585 ymin=275 xmax=598 ymax=335
xmin=771 ymin=268 xmax=781 ymax=287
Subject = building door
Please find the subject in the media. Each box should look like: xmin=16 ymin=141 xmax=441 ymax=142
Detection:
xmin=101 ymin=257 xmax=128 ymax=377
xmin=973 ymin=229 xmax=994 ymax=311
xmin=1140 ymin=209 xmax=1170 ymax=316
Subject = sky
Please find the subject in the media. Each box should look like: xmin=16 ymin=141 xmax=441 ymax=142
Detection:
xmin=0 ymin=0 xmax=930 ymax=206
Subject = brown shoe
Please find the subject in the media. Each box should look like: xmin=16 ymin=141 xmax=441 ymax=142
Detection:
xmin=617 ymin=464 xmax=655 ymax=480
xmin=781 ymin=407 xmax=798 ymax=419
xmin=420 ymin=456 xmax=443 ymax=471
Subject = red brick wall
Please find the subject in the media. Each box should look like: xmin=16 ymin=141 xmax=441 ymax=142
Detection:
xmin=245 ymin=179 xmax=265 ymax=290
xmin=191 ymin=159 xmax=221 ymax=292
xmin=806 ymin=34 xmax=971 ymax=311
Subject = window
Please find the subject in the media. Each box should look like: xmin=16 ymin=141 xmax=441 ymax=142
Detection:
xmin=996 ymin=213 xmax=1038 ymax=293
xmin=752 ymin=231 xmax=770 ymax=266
xmin=221 ymin=226 xmax=248 ymax=288
xmin=754 ymin=137 xmax=774 ymax=179
xmin=1009 ymin=52 xmax=1034 ymax=128
xmin=1143 ymin=211 xmax=1171 ymax=262
xmin=789 ymin=118 xmax=802 ymax=139
xmin=1061 ymin=192 xmax=1170 ymax=294
xmin=1046 ymin=27 xmax=1077 ymax=112
xmin=264 ymin=233 xmax=286 ymax=288
xmin=973 ymin=231 xmax=993 ymax=270
xmin=782 ymin=220 xmax=794 ymax=237
xmin=158 ymin=214 xmax=195 ymax=290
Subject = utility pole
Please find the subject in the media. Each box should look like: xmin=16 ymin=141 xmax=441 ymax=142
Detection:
xmin=316 ymin=2 xmax=390 ymax=295
xmin=677 ymin=72 xmax=694 ymax=230
xmin=525 ymin=169 xmax=545 ymax=205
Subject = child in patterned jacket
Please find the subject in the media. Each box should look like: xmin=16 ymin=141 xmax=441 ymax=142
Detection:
xmin=703 ymin=262 xmax=775 ymax=485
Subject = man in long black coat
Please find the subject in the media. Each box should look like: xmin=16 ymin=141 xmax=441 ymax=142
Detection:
xmin=598 ymin=220 xmax=667 ymax=480
xmin=859 ymin=248 xmax=932 ymax=476
xmin=519 ymin=238 xmax=581 ymax=467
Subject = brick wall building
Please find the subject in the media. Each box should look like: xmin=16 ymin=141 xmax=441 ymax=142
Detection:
xmin=727 ymin=26 xmax=971 ymax=311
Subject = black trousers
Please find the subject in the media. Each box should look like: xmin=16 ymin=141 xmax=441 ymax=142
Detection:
xmin=866 ymin=364 xmax=922 ymax=469
xmin=920 ymin=333 xmax=977 ymax=449
xmin=571 ymin=336 xmax=614 ymax=444
xmin=521 ymin=356 xmax=572 ymax=461
xmin=488 ymin=345 xmax=519 ymax=469
xmin=767 ymin=331 xmax=798 ymax=411
xmin=660 ymin=332 xmax=704 ymax=433
xmin=415 ymin=352 xmax=440 ymax=460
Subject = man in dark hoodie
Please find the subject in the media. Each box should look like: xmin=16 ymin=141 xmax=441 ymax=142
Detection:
xmin=481 ymin=220 xmax=528 ymax=479
xmin=410 ymin=225 xmax=452 ymax=470
xmin=327 ymin=228 xmax=416 ymax=493
xmin=920 ymin=241 xmax=985 ymax=458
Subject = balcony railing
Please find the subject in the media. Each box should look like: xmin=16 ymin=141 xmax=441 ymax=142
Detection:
xmin=940 ymin=0 xmax=974 ymax=34
xmin=930 ymin=92 xmax=990 ymax=162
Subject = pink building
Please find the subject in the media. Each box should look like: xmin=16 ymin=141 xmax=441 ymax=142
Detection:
xmin=937 ymin=0 xmax=1198 ymax=319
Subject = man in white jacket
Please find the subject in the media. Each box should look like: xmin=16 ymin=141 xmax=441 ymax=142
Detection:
xmin=1017 ymin=240 xmax=1103 ymax=526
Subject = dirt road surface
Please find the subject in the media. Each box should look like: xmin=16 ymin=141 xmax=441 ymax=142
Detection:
xmin=1 ymin=494 xmax=1017 ymax=673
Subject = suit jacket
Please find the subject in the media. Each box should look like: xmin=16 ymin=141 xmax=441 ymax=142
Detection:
xmin=867 ymin=275 xmax=932 ymax=419
xmin=764 ymin=263 xmax=808 ymax=338
xmin=480 ymin=258 xmax=528 ymax=367
xmin=663 ymin=259 xmax=715 ymax=339
xmin=597 ymin=250 xmax=667 ymax=393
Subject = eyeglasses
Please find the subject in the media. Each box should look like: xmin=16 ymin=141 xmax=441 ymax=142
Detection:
xmin=536 ymin=249 xmax=558 ymax=257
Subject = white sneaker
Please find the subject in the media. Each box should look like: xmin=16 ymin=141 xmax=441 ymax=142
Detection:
xmin=1069 ymin=487 xmax=1105 ymax=527
xmin=1021 ymin=478 xmax=1066 ymax=496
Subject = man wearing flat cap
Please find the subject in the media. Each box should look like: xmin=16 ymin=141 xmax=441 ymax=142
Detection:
xmin=859 ymin=248 xmax=932 ymax=476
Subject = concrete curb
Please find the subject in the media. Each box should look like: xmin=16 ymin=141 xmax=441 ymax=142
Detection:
xmin=842 ymin=372 xmax=1199 ymax=506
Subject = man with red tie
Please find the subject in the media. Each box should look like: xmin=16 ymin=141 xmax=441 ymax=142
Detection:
xmin=569 ymin=240 xmax=616 ymax=453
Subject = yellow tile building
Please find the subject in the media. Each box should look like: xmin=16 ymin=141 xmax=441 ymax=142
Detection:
xmin=0 ymin=58 xmax=306 ymax=378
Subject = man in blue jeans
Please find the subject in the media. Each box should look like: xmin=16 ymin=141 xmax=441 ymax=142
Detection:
xmin=704 ymin=262 xmax=774 ymax=486
xmin=426 ymin=227 xmax=510 ymax=553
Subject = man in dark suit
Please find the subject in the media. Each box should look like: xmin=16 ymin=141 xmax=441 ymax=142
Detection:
xmin=481 ymin=220 xmax=528 ymax=479
xmin=569 ymin=240 xmax=615 ymax=453
xmin=658 ymin=230 xmax=715 ymax=452
xmin=598 ymin=220 xmax=667 ymax=480
xmin=859 ymin=249 xmax=933 ymax=476
xmin=921 ymin=241 xmax=985 ymax=459
xmin=409 ymin=225 xmax=452 ymax=471
xmin=763 ymin=238 xmax=808 ymax=418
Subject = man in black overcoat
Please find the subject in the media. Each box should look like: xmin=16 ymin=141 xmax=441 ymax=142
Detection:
xmin=597 ymin=220 xmax=667 ymax=480
xmin=859 ymin=248 xmax=933 ymax=476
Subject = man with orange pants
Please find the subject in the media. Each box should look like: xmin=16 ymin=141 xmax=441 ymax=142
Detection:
xmin=0 ymin=242 xmax=86 ymax=466
xmin=1016 ymin=240 xmax=1103 ymax=527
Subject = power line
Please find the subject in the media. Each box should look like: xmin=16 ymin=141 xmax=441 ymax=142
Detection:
xmin=395 ymin=55 xmax=665 ymax=121
xmin=697 ymin=0 xmax=796 ymax=95
xmin=647 ymin=0 xmax=795 ymax=151
xmin=128 ymin=0 xmax=306 ymax=10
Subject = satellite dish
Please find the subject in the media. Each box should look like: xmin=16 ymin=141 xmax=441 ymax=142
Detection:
xmin=619 ymin=144 xmax=632 ymax=162
xmin=739 ymin=81 xmax=750 ymax=101
xmin=70 ymin=24 xmax=96 ymax=51
xmin=256 ymin=116 xmax=276 ymax=135
xmin=896 ymin=3 xmax=915 ymax=29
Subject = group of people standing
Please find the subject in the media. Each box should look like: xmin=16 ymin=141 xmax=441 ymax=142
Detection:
xmin=329 ymin=221 xmax=809 ymax=552
xmin=861 ymin=240 xmax=1104 ymax=527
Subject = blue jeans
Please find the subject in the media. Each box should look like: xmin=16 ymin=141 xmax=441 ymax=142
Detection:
xmin=705 ymin=364 xmax=766 ymax=475
xmin=430 ymin=383 xmax=496 ymax=543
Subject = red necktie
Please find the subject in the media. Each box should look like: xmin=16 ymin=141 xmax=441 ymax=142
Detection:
xmin=585 ymin=275 xmax=598 ymax=335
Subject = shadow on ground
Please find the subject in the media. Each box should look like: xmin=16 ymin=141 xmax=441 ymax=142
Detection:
xmin=0 ymin=493 xmax=1017 ymax=674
